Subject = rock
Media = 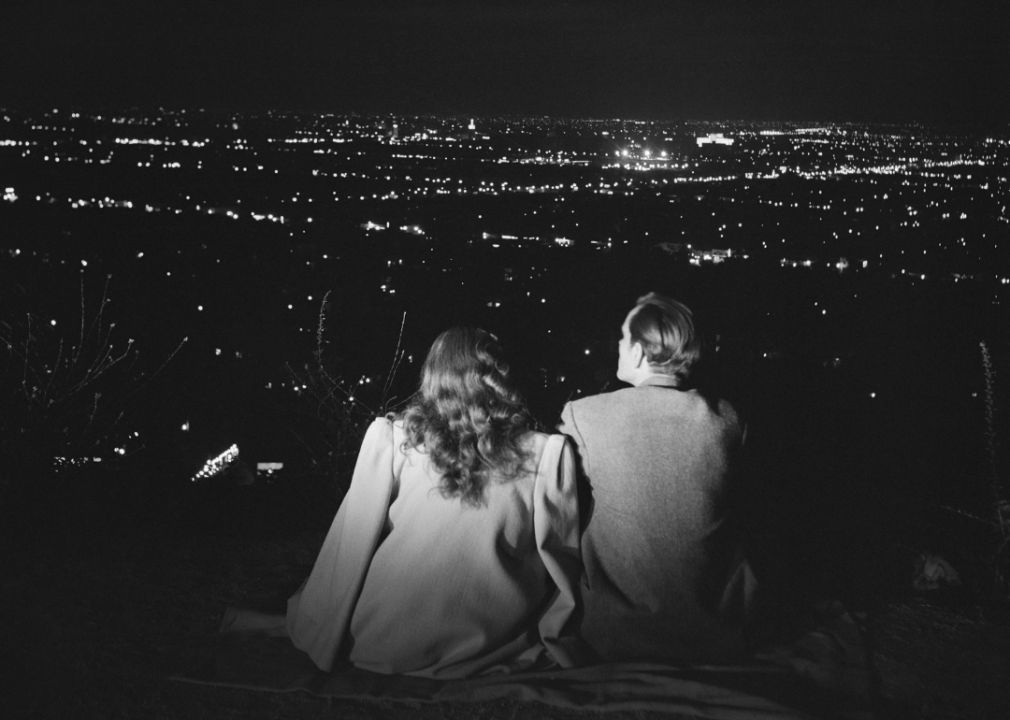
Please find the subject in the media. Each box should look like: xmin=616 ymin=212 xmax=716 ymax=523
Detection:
xmin=912 ymin=553 xmax=961 ymax=591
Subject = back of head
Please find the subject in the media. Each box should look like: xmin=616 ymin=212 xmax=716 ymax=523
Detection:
xmin=401 ymin=327 xmax=531 ymax=506
xmin=627 ymin=292 xmax=701 ymax=384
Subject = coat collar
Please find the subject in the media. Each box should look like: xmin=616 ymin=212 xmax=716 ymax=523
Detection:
xmin=637 ymin=374 xmax=681 ymax=389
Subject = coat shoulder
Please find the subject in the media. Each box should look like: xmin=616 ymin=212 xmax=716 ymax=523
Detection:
xmin=519 ymin=429 xmax=554 ymax=461
xmin=567 ymin=387 xmax=637 ymax=417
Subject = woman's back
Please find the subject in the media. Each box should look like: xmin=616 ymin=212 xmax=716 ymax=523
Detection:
xmin=287 ymin=327 xmax=582 ymax=677
xmin=287 ymin=417 xmax=581 ymax=678
xmin=349 ymin=420 xmax=560 ymax=677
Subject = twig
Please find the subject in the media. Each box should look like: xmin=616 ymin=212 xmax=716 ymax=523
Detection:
xmin=980 ymin=342 xmax=1006 ymax=535
xmin=42 ymin=337 xmax=65 ymax=402
xmin=81 ymin=273 xmax=112 ymax=355
xmin=82 ymin=392 xmax=101 ymax=444
xmin=314 ymin=291 xmax=331 ymax=364
xmin=381 ymin=312 xmax=407 ymax=406
xmin=130 ymin=336 xmax=187 ymax=396
xmin=940 ymin=504 xmax=998 ymax=528
xmin=22 ymin=312 xmax=31 ymax=393
xmin=313 ymin=291 xmax=340 ymax=389
xmin=75 ymin=270 xmax=86 ymax=366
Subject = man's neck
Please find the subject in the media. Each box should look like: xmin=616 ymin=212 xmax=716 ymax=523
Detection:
xmin=634 ymin=373 xmax=680 ymax=388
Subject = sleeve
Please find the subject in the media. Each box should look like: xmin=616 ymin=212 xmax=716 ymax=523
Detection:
xmin=557 ymin=400 xmax=594 ymax=536
xmin=286 ymin=417 xmax=395 ymax=671
xmin=533 ymin=434 xmax=590 ymax=668
xmin=557 ymin=401 xmax=590 ymax=477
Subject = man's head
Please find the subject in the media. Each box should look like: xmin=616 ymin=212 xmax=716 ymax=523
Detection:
xmin=617 ymin=292 xmax=701 ymax=386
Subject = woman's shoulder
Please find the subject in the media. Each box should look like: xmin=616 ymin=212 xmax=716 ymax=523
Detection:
xmin=356 ymin=416 xmax=396 ymax=452
xmin=374 ymin=414 xmax=411 ymax=433
xmin=378 ymin=415 xmax=409 ymax=449
xmin=367 ymin=415 xmax=396 ymax=434
xmin=383 ymin=414 xmax=402 ymax=431
xmin=518 ymin=430 xmax=569 ymax=464
xmin=355 ymin=415 xmax=406 ymax=457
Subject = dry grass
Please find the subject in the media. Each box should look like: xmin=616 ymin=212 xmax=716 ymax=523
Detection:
xmin=1 ymin=476 xmax=695 ymax=720
xmin=872 ymin=600 xmax=1010 ymax=719
xmin=3 ymin=471 xmax=1010 ymax=720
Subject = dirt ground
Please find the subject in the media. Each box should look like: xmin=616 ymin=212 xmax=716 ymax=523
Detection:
xmin=3 ymin=473 xmax=1009 ymax=720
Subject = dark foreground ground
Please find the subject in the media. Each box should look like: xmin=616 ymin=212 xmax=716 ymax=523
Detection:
xmin=2 ymin=462 xmax=1010 ymax=720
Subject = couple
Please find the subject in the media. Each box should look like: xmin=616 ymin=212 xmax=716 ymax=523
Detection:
xmin=285 ymin=292 xmax=755 ymax=678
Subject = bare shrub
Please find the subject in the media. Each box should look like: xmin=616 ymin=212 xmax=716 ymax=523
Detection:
xmin=0 ymin=271 xmax=185 ymax=490
xmin=284 ymin=291 xmax=408 ymax=495
xmin=941 ymin=340 xmax=1010 ymax=596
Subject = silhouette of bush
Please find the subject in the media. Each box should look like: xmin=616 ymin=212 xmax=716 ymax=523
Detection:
xmin=940 ymin=340 xmax=1010 ymax=597
xmin=0 ymin=271 xmax=185 ymax=493
xmin=283 ymin=291 xmax=408 ymax=496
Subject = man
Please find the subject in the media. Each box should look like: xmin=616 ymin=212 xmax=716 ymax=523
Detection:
xmin=558 ymin=292 xmax=755 ymax=663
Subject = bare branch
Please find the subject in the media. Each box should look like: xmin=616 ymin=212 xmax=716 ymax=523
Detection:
xmin=381 ymin=311 xmax=407 ymax=406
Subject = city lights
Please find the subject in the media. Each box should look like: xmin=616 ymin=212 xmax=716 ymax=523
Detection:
xmin=257 ymin=462 xmax=284 ymax=478
xmin=1 ymin=110 xmax=1006 ymax=416
xmin=192 ymin=444 xmax=240 ymax=482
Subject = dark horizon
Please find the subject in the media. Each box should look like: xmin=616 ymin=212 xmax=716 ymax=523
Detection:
xmin=2 ymin=1 xmax=1007 ymax=127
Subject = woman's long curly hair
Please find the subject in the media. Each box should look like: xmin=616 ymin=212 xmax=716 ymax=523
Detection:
xmin=399 ymin=327 xmax=532 ymax=507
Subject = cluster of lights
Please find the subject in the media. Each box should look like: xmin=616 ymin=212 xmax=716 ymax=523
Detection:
xmin=256 ymin=462 xmax=284 ymax=478
xmin=249 ymin=212 xmax=286 ymax=223
xmin=2 ymin=112 xmax=1005 ymax=296
xmin=52 ymin=456 xmax=102 ymax=472
xmin=71 ymin=197 xmax=132 ymax=209
xmin=688 ymin=248 xmax=737 ymax=265
xmin=191 ymin=444 xmax=240 ymax=482
xmin=115 ymin=137 xmax=172 ymax=146
xmin=696 ymin=133 xmax=734 ymax=147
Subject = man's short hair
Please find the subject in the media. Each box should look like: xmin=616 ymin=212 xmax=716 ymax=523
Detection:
xmin=627 ymin=292 xmax=701 ymax=383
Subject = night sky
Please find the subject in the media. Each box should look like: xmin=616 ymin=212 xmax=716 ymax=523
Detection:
xmin=2 ymin=0 xmax=1007 ymax=124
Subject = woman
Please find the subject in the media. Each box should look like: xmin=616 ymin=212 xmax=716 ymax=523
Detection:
xmin=285 ymin=327 xmax=583 ymax=678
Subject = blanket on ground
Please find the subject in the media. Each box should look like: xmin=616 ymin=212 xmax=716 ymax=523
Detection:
xmin=170 ymin=600 xmax=873 ymax=720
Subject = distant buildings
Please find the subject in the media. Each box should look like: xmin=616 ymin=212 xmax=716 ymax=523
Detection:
xmin=696 ymin=133 xmax=734 ymax=147
xmin=0 ymin=109 xmax=1004 ymax=283
xmin=688 ymin=247 xmax=740 ymax=265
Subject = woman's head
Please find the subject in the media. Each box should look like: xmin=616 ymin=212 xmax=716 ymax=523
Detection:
xmin=402 ymin=327 xmax=531 ymax=506
xmin=418 ymin=327 xmax=516 ymax=407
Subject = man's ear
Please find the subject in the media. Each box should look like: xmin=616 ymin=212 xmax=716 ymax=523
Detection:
xmin=631 ymin=341 xmax=645 ymax=368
